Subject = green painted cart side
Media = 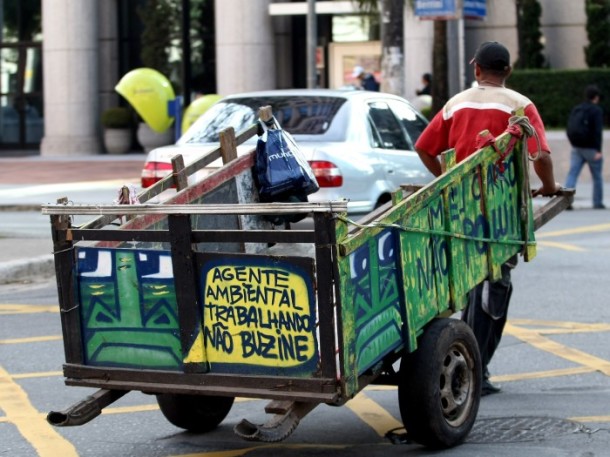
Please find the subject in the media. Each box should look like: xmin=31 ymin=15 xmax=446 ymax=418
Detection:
xmin=335 ymin=127 xmax=538 ymax=398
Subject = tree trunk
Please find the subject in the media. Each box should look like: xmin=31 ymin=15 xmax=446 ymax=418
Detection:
xmin=431 ymin=20 xmax=448 ymax=115
xmin=380 ymin=0 xmax=404 ymax=96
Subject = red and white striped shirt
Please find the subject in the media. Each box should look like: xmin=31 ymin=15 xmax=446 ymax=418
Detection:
xmin=415 ymin=85 xmax=550 ymax=163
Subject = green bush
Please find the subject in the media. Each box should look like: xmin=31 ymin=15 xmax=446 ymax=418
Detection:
xmin=508 ymin=68 xmax=610 ymax=128
xmin=101 ymin=107 xmax=132 ymax=129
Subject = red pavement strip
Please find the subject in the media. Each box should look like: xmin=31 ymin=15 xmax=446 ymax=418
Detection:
xmin=0 ymin=159 xmax=143 ymax=184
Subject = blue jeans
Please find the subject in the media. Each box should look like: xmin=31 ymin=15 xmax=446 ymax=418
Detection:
xmin=565 ymin=147 xmax=604 ymax=207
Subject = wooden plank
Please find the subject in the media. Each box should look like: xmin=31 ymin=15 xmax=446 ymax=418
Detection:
xmin=313 ymin=212 xmax=340 ymax=381
xmin=171 ymin=154 xmax=188 ymax=191
xmin=62 ymin=364 xmax=339 ymax=403
xmin=258 ymin=106 xmax=273 ymax=123
xmin=43 ymin=201 xmax=348 ymax=216
xmin=533 ymin=189 xmax=575 ymax=231
xmin=51 ymin=198 xmax=84 ymax=364
xmin=70 ymin=229 xmax=171 ymax=243
xmin=167 ymin=215 xmax=207 ymax=373
xmin=219 ymin=127 xmax=238 ymax=164
xmin=80 ymin=123 xmax=258 ymax=230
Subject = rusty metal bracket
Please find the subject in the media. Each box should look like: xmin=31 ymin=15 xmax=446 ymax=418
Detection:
xmin=233 ymin=400 xmax=317 ymax=442
xmin=47 ymin=389 xmax=127 ymax=427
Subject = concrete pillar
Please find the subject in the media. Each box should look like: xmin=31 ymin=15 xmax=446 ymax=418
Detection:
xmin=404 ymin=9 xmax=433 ymax=104
xmin=40 ymin=0 xmax=101 ymax=156
xmin=98 ymin=1 xmax=120 ymax=114
xmin=214 ymin=0 xmax=276 ymax=95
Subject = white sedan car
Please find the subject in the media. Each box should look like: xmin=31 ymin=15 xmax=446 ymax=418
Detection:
xmin=141 ymin=89 xmax=434 ymax=214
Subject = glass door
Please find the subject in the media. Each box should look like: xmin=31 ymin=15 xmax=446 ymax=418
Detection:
xmin=0 ymin=44 xmax=43 ymax=148
xmin=0 ymin=0 xmax=43 ymax=150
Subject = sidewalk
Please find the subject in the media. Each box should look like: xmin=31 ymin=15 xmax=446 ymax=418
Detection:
xmin=0 ymin=154 xmax=145 ymax=284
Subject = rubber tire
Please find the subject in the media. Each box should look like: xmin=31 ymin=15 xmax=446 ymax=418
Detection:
xmin=156 ymin=393 xmax=234 ymax=433
xmin=398 ymin=318 xmax=482 ymax=448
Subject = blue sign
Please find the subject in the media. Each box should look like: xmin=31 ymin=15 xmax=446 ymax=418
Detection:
xmin=415 ymin=0 xmax=487 ymax=19
xmin=464 ymin=0 xmax=486 ymax=18
xmin=415 ymin=0 xmax=457 ymax=18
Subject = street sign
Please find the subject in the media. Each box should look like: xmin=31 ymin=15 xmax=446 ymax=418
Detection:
xmin=415 ymin=0 xmax=458 ymax=19
xmin=414 ymin=0 xmax=487 ymax=20
xmin=464 ymin=0 xmax=486 ymax=19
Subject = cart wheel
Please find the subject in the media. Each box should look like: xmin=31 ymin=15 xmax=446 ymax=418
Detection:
xmin=398 ymin=318 xmax=481 ymax=448
xmin=156 ymin=393 xmax=234 ymax=432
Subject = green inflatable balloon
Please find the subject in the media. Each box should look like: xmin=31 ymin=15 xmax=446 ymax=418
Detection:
xmin=181 ymin=94 xmax=222 ymax=134
xmin=115 ymin=68 xmax=175 ymax=133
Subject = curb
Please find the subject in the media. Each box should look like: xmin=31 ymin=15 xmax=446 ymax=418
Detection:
xmin=0 ymin=255 xmax=55 ymax=284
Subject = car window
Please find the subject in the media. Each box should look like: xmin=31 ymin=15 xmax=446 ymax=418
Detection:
xmin=388 ymin=100 xmax=429 ymax=147
xmin=180 ymin=96 xmax=347 ymax=144
xmin=367 ymin=102 xmax=410 ymax=150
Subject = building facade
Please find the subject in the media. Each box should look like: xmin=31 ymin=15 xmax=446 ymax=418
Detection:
xmin=0 ymin=0 xmax=591 ymax=157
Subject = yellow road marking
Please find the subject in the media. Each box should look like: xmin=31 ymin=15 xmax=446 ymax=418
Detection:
xmin=505 ymin=323 xmax=610 ymax=376
xmin=102 ymin=403 xmax=159 ymax=415
xmin=511 ymin=319 xmax=610 ymax=329
xmin=345 ymin=392 xmax=403 ymax=437
xmin=537 ymin=240 xmax=585 ymax=251
xmin=510 ymin=319 xmax=610 ymax=334
xmin=492 ymin=366 xmax=596 ymax=383
xmin=537 ymin=222 xmax=610 ymax=238
xmin=0 ymin=364 xmax=78 ymax=456
xmin=177 ymin=444 xmax=350 ymax=457
xmin=12 ymin=371 xmax=63 ymax=379
xmin=0 ymin=335 xmax=62 ymax=345
xmin=0 ymin=304 xmax=58 ymax=314
xmin=569 ymin=415 xmax=610 ymax=423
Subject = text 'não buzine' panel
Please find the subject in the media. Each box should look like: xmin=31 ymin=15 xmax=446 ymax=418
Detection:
xmin=196 ymin=253 xmax=319 ymax=376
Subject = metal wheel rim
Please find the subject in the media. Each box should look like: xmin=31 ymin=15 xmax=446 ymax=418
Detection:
xmin=439 ymin=340 xmax=476 ymax=427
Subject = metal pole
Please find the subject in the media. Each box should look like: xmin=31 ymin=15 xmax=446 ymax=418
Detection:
xmin=458 ymin=17 xmax=465 ymax=91
xmin=306 ymin=0 xmax=317 ymax=89
xmin=182 ymin=0 xmax=192 ymax=106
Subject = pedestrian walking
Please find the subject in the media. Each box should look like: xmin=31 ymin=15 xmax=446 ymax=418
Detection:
xmin=352 ymin=66 xmax=380 ymax=92
xmin=565 ymin=84 xmax=605 ymax=209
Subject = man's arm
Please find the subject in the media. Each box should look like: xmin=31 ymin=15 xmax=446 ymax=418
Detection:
xmin=531 ymin=151 xmax=561 ymax=196
xmin=416 ymin=148 xmax=443 ymax=177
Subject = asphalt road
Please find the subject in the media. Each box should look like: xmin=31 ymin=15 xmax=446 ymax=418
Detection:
xmin=0 ymin=206 xmax=609 ymax=457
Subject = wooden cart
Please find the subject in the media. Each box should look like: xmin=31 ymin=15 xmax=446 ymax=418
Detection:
xmin=42 ymin=110 xmax=571 ymax=449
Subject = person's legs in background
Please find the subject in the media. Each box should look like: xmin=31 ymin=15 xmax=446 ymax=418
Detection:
xmin=565 ymin=148 xmax=586 ymax=210
xmin=565 ymin=148 xmax=585 ymax=187
xmin=586 ymin=150 xmax=605 ymax=208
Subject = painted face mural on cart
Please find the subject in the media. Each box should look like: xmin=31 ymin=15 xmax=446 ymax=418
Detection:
xmin=346 ymin=229 xmax=403 ymax=374
xmin=76 ymin=248 xmax=182 ymax=370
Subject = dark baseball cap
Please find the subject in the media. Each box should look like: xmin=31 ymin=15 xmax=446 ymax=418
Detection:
xmin=470 ymin=41 xmax=510 ymax=71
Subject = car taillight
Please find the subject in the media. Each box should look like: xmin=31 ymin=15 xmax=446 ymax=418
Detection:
xmin=308 ymin=160 xmax=343 ymax=187
xmin=141 ymin=162 xmax=173 ymax=188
